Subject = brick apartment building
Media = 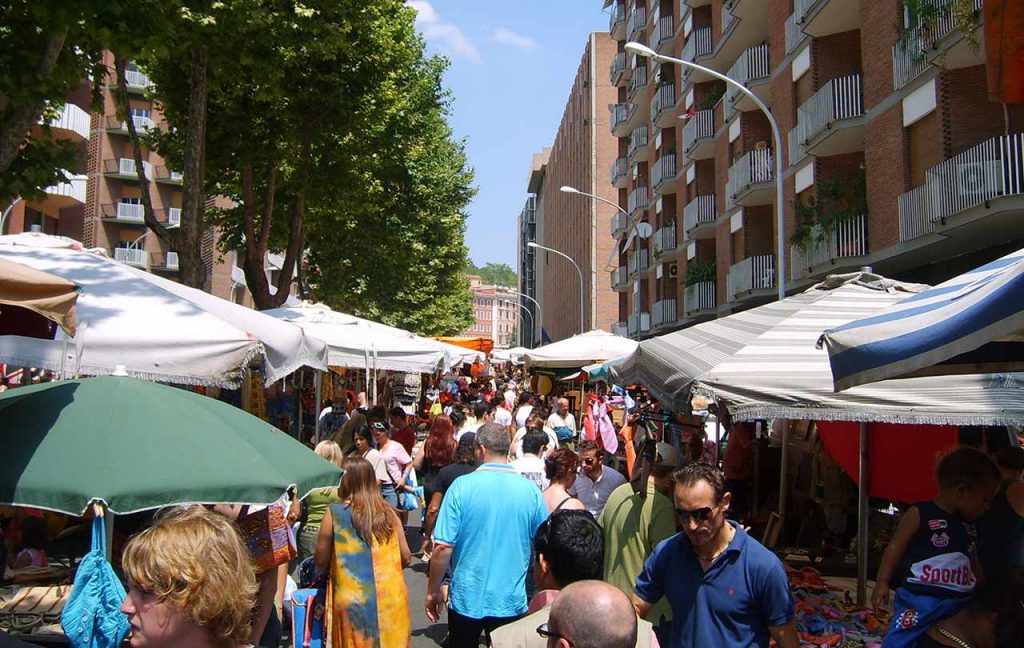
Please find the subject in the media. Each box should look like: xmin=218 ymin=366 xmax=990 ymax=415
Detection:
xmin=601 ymin=0 xmax=1024 ymax=338
xmin=462 ymin=275 xmax=520 ymax=348
xmin=3 ymin=53 xmax=258 ymax=305
xmin=522 ymin=33 xmax=622 ymax=344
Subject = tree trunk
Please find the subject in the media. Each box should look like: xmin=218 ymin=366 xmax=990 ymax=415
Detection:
xmin=241 ymin=162 xmax=278 ymax=309
xmin=113 ymin=54 xmax=178 ymax=251
xmin=0 ymin=30 xmax=68 ymax=176
xmin=178 ymin=45 xmax=210 ymax=289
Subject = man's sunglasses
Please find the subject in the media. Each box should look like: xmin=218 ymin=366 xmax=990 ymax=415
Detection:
xmin=536 ymin=623 xmax=572 ymax=645
xmin=675 ymin=506 xmax=717 ymax=523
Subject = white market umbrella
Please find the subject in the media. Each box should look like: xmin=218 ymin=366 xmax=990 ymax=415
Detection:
xmin=0 ymin=233 xmax=327 ymax=387
xmin=524 ymin=330 xmax=638 ymax=370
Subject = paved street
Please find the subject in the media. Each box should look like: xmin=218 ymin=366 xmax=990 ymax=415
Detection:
xmin=404 ymin=516 xmax=447 ymax=648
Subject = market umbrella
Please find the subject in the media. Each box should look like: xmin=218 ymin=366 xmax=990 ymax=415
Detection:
xmin=0 ymin=233 xmax=327 ymax=387
xmin=0 ymin=258 xmax=80 ymax=336
xmin=0 ymin=375 xmax=342 ymax=515
xmin=821 ymin=246 xmax=1024 ymax=391
xmin=524 ymin=329 xmax=638 ymax=370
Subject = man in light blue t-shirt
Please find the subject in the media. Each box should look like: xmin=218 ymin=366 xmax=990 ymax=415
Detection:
xmin=426 ymin=422 xmax=548 ymax=648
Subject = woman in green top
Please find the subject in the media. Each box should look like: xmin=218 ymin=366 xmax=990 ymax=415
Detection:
xmin=298 ymin=440 xmax=346 ymax=562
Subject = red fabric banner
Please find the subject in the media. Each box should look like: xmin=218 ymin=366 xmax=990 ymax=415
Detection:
xmin=816 ymin=421 xmax=959 ymax=504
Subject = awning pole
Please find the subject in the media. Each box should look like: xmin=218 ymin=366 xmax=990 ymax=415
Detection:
xmin=857 ymin=421 xmax=870 ymax=607
xmin=714 ymin=416 xmax=721 ymax=466
xmin=778 ymin=421 xmax=789 ymax=537
xmin=297 ymin=370 xmax=304 ymax=440
xmin=314 ymin=370 xmax=322 ymax=443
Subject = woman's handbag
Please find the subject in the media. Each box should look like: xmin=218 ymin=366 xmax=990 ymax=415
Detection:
xmin=236 ymin=501 xmax=297 ymax=574
xmin=60 ymin=515 xmax=130 ymax=648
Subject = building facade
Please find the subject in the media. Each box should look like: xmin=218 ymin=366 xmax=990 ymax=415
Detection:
xmin=3 ymin=54 xmax=253 ymax=305
xmin=517 ymin=194 xmax=540 ymax=348
xmin=521 ymin=33 xmax=621 ymax=344
xmin=462 ymin=275 xmax=520 ymax=348
xmin=604 ymin=0 xmax=1024 ymax=338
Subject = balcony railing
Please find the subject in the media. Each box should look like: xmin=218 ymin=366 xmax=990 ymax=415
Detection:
xmin=627 ymin=6 xmax=647 ymax=39
xmin=682 ymin=109 xmax=714 ymax=153
xmin=43 ymin=172 xmax=87 ymax=204
xmin=628 ymin=124 xmax=649 ymax=158
xmin=47 ymin=103 xmax=91 ymax=140
xmin=652 ymin=299 xmax=678 ymax=327
xmin=114 ymin=247 xmax=149 ymax=269
xmin=611 ymin=156 xmax=628 ymax=185
xmin=785 ymin=13 xmax=805 ymax=54
xmin=609 ymin=2 xmax=626 ymax=32
xmin=790 ymin=214 xmax=868 ymax=280
xmin=107 ymin=158 xmax=153 ymax=180
xmin=683 ymin=194 xmax=716 ymax=237
xmin=610 ymin=211 xmax=629 ymax=237
xmin=899 ymin=133 xmax=1024 ymax=240
xmin=893 ymin=0 xmax=983 ymax=90
xmin=654 ymin=224 xmax=677 ymax=255
xmin=629 ymin=65 xmax=649 ymax=98
xmin=628 ymin=186 xmax=650 ymax=216
xmin=628 ymin=311 xmax=651 ymax=336
xmin=124 ymin=68 xmax=151 ymax=89
xmin=722 ymin=3 xmax=735 ymax=34
xmin=165 ymin=252 xmax=180 ymax=270
xmin=610 ymin=52 xmax=627 ymax=85
xmin=156 ymin=166 xmax=184 ymax=183
xmin=651 ymin=154 xmax=677 ymax=192
xmin=727 ymin=148 xmax=774 ymax=208
xmin=651 ymin=82 xmax=676 ymax=121
xmin=611 ymin=266 xmax=629 ymax=290
xmin=724 ymin=44 xmax=770 ymax=119
xmin=610 ymin=103 xmax=630 ymax=134
xmin=652 ymin=15 xmax=675 ymax=51
xmin=684 ymin=281 xmax=716 ymax=314
xmin=116 ymin=202 xmax=145 ymax=222
xmin=727 ymin=255 xmax=775 ymax=301
xmin=628 ymin=248 xmax=650 ymax=275
xmin=168 ymin=207 xmax=182 ymax=225
xmin=682 ymin=26 xmax=713 ymax=63
xmin=611 ymin=321 xmax=629 ymax=337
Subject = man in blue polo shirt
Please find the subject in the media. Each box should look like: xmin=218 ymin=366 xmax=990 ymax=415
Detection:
xmin=633 ymin=462 xmax=799 ymax=648
xmin=426 ymin=422 xmax=548 ymax=647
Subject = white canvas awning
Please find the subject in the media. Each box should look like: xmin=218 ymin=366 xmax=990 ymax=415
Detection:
xmin=525 ymin=330 xmax=639 ymax=370
xmin=0 ymin=233 xmax=328 ymax=387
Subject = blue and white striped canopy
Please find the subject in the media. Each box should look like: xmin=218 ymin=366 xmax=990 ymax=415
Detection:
xmin=822 ymin=247 xmax=1024 ymax=391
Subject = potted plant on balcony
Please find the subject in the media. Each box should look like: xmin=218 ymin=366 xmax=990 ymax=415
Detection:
xmin=683 ymin=257 xmax=716 ymax=287
xmin=790 ymin=166 xmax=867 ymax=254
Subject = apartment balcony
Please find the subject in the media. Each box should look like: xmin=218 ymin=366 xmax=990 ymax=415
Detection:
xmin=610 ymin=211 xmax=629 ymax=238
xmin=683 ymin=194 xmax=717 ymax=240
xmin=42 ymin=103 xmax=91 ymax=142
xmin=652 ymin=299 xmax=678 ymax=328
xmin=651 ymin=82 xmax=676 ymax=129
xmin=652 ymin=15 xmax=675 ymax=55
xmin=609 ymin=2 xmax=627 ymax=39
xmin=893 ymin=0 xmax=984 ymax=90
xmin=611 ymin=156 xmax=629 ymax=187
xmin=726 ymin=255 xmax=775 ymax=302
xmin=611 ymin=321 xmax=630 ymax=337
xmin=788 ymin=74 xmax=864 ymax=165
xmin=704 ymin=0 xmax=770 ymax=79
xmin=167 ymin=207 xmax=182 ymax=225
xmin=155 ymin=166 xmax=184 ymax=185
xmin=726 ymin=148 xmax=774 ymax=209
xmin=899 ymin=133 xmax=1024 ymax=242
xmin=682 ymin=109 xmax=715 ymax=160
xmin=651 ymin=154 xmax=678 ymax=195
xmin=123 ymin=67 xmax=152 ymax=94
xmin=794 ymin=0 xmax=861 ymax=38
xmin=152 ymin=251 xmax=180 ymax=273
xmin=105 ymin=114 xmax=155 ymax=135
xmin=628 ymin=186 xmax=650 ymax=218
xmin=628 ymin=248 xmax=650 ymax=277
xmin=790 ymin=214 xmax=868 ymax=281
xmin=104 ymin=158 xmax=153 ymax=180
xmin=680 ymin=27 xmax=713 ymax=82
xmin=101 ymin=202 xmax=146 ymax=224
xmin=611 ymin=266 xmax=629 ymax=292
xmin=628 ymin=124 xmax=650 ymax=160
xmin=684 ymin=281 xmax=717 ymax=316
xmin=114 ymin=247 xmax=150 ymax=269
xmin=610 ymin=51 xmax=628 ymax=86
xmin=628 ymin=65 xmax=649 ymax=104
xmin=610 ymin=103 xmax=633 ymax=137
xmin=724 ymin=44 xmax=771 ymax=121
xmin=627 ymin=6 xmax=647 ymax=41
xmin=785 ymin=13 xmax=807 ymax=55
xmin=628 ymin=311 xmax=651 ymax=337
xmin=653 ymin=224 xmax=677 ymax=256
xmin=39 ymin=172 xmax=87 ymax=209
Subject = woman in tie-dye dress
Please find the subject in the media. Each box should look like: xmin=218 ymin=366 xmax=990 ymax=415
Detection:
xmin=315 ymin=456 xmax=412 ymax=648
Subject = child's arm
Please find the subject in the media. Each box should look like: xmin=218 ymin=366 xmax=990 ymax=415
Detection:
xmin=872 ymin=505 xmax=920 ymax=610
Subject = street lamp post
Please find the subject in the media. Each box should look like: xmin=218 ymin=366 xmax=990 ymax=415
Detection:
xmin=501 ymin=299 xmax=535 ymax=348
xmin=517 ymin=292 xmax=543 ymax=347
xmin=527 ymin=241 xmax=584 ymax=336
xmin=625 ymin=42 xmax=786 ymax=303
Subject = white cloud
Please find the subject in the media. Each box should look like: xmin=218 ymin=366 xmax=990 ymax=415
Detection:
xmin=407 ymin=1 xmax=481 ymax=64
xmin=492 ymin=27 xmax=538 ymax=51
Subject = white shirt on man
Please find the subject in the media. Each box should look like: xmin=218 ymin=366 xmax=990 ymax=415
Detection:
xmin=514 ymin=405 xmax=534 ymax=428
xmin=546 ymin=411 xmax=576 ymax=433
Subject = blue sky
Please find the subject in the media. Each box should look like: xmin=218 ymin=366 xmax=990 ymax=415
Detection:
xmin=407 ymin=1 xmax=610 ymax=268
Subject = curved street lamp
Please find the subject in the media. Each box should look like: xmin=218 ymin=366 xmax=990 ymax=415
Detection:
xmin=501 ymin=299 xmax=535 ymax=348
xmin=516 ymin=291 xmax=543 ymax=346
xmin=527 ymin=241 xmax=584 ymax=335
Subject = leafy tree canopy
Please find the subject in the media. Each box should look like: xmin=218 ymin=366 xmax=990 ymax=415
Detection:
xmin=467 ymin=261 xmax=516 ymax=289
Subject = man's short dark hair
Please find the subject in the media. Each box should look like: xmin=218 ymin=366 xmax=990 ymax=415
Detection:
xmin=533 ymin=510 xmax=603 ymax=587
xmin=577 ymin=441 xmax=600 ymax=454
xmin=674 ymin=462 xmax=726 ymax=503
xmin=476 ymin=422 xmax=511 ymax=456
xmin=368 ymin=404 xmax=388 ymax=423
xmin=473 ymin=400 xmax=491 ymax=420
xmin=935 ymin=446 xmax=1000 ymax=489
xmin=522 ymin=428 xmax=549 ymax=456
xmin=994 ymin=445 xmax=1024 ymax=471
xmin=388 ymin=406 xmax=406 ymax=420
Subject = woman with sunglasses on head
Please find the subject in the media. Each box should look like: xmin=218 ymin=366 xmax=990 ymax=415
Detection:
xmin=543 ymin=449 xmax=586 ymax=515
xmin=370 ymin=421 xmax=413 ymax=518
xmin=352 ymin=425 xmax=396 ymax=507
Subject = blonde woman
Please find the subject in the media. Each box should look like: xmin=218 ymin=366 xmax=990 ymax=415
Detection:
xmin=315 ymin=457 xmax=411 ymax=648
xmin=296 ymin=440 xmax=346 ymax=563
xmin=120 ymin=506 xmax=257 ymax=648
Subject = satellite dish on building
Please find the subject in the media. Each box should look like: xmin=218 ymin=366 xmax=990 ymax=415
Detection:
xmin=635 ymin=222 xmax=653 ymax=239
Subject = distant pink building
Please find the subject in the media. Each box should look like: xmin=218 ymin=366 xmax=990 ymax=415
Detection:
xmin=462 ymin=275 xmax=519 ymax=348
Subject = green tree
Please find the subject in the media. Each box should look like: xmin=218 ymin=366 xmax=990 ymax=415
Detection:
xmin=467 ymin=261 xmax=516 ymax=288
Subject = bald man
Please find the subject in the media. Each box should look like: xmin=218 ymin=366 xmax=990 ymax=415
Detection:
xmin=541 ymin=581 xmax=638 ymax=648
